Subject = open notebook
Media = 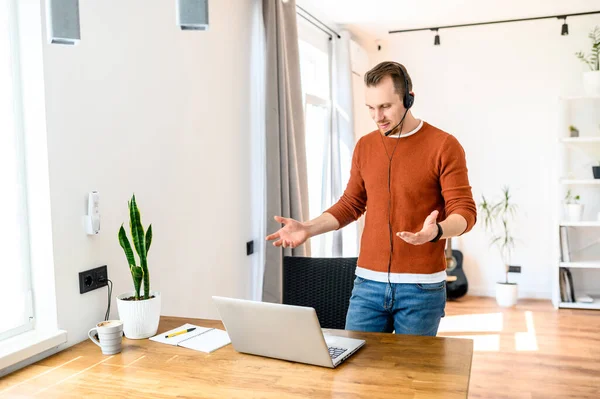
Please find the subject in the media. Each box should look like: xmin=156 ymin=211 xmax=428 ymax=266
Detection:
xmin=150 ymin=323 xmax=231 ymax=353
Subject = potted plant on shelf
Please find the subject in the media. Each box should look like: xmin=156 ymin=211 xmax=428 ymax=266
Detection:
xmin=116 ymin=194 xmax=161 ymax=339
xmin=569 ymin=125 xmax=579 ymax=138
xmin=576 ymin=26 xmax=600 ymax=95
xmin=479 ymin=186 xmax=518 ymax=307
xmin=563 ymin=189 xmax=584 ymax=222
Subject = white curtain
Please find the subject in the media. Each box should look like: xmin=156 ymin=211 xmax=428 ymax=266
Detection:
xmin=329 ymin=30 xmax=358 ymax=257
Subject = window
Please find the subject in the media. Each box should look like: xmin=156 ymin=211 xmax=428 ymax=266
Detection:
xmin=298 ymin=18 xmax=358 ymax=257
xmin=298 ymin=33 xmax=331 ymax=257
xmin=0 ymin=0 xmax=34 ymax=342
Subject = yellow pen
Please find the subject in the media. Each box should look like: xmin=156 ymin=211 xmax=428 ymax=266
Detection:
xmin=165 ymin=327 xmax=196 ymax=338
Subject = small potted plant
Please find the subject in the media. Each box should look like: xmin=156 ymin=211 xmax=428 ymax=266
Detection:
xmin=569 ymin=125 xmax=579 ymax=138
xmin=116 ymin=194 xmax=161 ymax=339
xmin=576 ymin=26 xmax=600 ymax=95
xmin=563 ymin=189 xmax=584 ymax=222
xmin=478 ymin=186 xmax=518 ymax=307
xmin=593 ymin=162 xmax=600 ymax=179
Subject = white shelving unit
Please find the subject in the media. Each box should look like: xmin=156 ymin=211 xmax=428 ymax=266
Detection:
xmin=560 ymin=221 xmax=600 ymax=227
xmin=561 ymin=137 xmax=600 ymax=143
xmin=561 ymin=179 xmax=600 ymax=185
xmin=555 ymin=96 xmax=600 ymax=310
xmin=559 ymin=300 xmax=600 ymax=310
xmin=561 ymin=95 xmax=600 ymax=100
xmin=559 ymin=261 xmax=600 ymax=269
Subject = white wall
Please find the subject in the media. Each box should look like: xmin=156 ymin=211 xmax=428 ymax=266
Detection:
xmin=350 ymin=39 xmax=373 ymax=143
xmin=39 ymin=0 xmax=260 ymax=349
xmin=359 ymin=12 xmax=600 ymax=298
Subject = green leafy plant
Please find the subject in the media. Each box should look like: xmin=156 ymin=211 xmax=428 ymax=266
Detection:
xmin=478 ymin=186 xmax=517 ymax=284
xmin=575 ymin=26 xmax=600 ymax=71
xmin=118 ymin=194 xmax=153 ymax=300
xmin=564 ymin=189 xmax=580 ymax=204
xmin=569 ymin=125 xmax=579 ymax=137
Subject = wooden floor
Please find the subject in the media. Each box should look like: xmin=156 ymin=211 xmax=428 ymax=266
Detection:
xmin=438 ymin=296 xmax=600 ymax=399
xmin=1 ymin=296 xmax=599 ymax=398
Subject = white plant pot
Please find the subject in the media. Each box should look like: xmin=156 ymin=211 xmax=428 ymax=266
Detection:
xmin=496 ymin=283 xmax=518 ymax=307
xmin=116 ymin=291 xmax=161 ymax=339
xmin=564 ymin=204 xmax=584 ymax=222
xmin=583 ymin=71 xmax=600 ymax=96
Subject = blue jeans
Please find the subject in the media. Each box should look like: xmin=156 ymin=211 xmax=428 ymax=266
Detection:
xmin=345 ymin=276 xmax=446 ymax=336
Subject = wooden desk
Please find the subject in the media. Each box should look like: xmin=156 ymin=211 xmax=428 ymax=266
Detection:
xmin=1 ymin=316 xmax=473 ymax=398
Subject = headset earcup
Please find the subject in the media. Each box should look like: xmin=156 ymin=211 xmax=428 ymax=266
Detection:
xmin=404 ymin=93 xmax=414 ymax=109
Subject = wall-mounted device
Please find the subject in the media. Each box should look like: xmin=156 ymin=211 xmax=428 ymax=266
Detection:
xmin=46 ymin=0 xmax=81 ymax=45
xmin=176 ymin=0 xmax=209 ymax=30
xmin=84 ymin=191 xmax=100 ymax=235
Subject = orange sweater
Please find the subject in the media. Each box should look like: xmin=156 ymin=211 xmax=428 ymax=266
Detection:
xmin=325 ymin=122 xmax=477 ymax=274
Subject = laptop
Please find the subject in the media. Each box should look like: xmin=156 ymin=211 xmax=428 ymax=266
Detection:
xmin=212 ymin=296 xmax=365 ymax=368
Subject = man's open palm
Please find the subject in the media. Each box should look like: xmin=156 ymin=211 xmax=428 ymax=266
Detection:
xmin=265 ymin=216 xmax=309 ymax=249
xmin=397 ymin=210 xmax=439 ymax=245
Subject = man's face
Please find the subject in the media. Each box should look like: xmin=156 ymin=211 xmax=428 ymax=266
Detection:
xmin=365 ymin=75 xmax=406 ymax=134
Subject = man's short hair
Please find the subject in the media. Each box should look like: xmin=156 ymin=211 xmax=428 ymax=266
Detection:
xmin=364 ymin=61 xmax=413 ymax=99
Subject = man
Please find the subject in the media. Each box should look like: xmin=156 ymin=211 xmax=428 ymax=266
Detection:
xmin=266 ymin=61 xmax=477 ymax=336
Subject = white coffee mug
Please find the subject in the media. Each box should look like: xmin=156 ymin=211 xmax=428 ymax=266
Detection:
xmin=88 ymin=320 xmax=124 ymax=355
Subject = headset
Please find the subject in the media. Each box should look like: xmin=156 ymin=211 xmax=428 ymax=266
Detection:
xmin=398 ymin=63 xmax=414 ymax=110
xmin=383 ymin=63 xmax=414 ymax=136
xmin=379 ymin=62 xmax=414 ymax=312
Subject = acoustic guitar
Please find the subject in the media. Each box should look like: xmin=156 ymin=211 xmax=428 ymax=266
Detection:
xmin=445 ymin=237 xmax=468 ymax=299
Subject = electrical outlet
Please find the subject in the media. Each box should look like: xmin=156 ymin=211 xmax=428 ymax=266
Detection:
xmin=508 ymin=265 xmax=521 ymax=273
xmin=79 ymin=265 xmax=108 ymax=294
xmin=246 ymin=240 xmax=254 ymax=255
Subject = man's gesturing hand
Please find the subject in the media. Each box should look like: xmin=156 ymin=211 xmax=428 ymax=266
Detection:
xmin=265 ymin=216 xmax=310 ymax=249
xmin=396 ymin=210 xmax=440 ymax=245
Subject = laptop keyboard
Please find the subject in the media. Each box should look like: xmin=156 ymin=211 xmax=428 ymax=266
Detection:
xmin=328 ymin=346 xmax=346 ymax=360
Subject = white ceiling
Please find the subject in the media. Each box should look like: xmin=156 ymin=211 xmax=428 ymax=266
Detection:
xmin=296 ymin=0 xmax=600 ymax=42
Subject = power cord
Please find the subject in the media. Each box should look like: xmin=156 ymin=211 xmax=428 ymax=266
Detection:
xmin=379 ymin=108 xmax=409 ymax=308
xmin=98 ymin=276 xmax=113 ymax=321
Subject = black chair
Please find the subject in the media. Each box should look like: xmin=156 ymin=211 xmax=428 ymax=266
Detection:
xmin=282 ymin=256 xmax=358 ymax=330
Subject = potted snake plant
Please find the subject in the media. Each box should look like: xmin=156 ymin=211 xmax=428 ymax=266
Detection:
xmin=116 ymin=194 xmax=161 ymax=339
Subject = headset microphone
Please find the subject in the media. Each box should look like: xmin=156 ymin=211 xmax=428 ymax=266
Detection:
xmin=383 ymin=119 xmax=402 ymax=137
xmin=383 ymin=108 xmax=409 ymax=137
